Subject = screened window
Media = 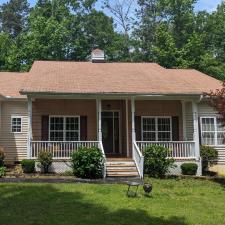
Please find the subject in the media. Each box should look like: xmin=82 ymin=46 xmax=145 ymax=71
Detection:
xmin=201 ymin=117 xmax=225 ymax=146
xmin=49 ymin=116 xmax=80 ymax=141
xmin=142 ymin=117 xmax=172 ymax=141
xmin=11 ymin=116 xmax=22 ymax=133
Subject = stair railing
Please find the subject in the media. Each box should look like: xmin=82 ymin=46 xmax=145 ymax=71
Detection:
xmin=133 ymin=141 xmax=144 ymax=178
xmin=99 ymin=141 xmax=106 ymax=178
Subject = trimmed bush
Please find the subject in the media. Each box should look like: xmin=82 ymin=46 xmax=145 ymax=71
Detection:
xmin=38 ymin=151 xmax=53 ymax=173
xmin=21 ymin=159 xmax=35 ymax=173
xmin=71 ymin=147 xmax=104 ymax=179
xmin=0 ymin=167 xmax=6 ymax=178
xmin=181 ymin=163 xmax=198 ymax=175
xmin=0 ymin=147 xmax=5 ymax=167
xmin=200 ymin=145 xmax=218 ymax=173
xmin=144 ymin=145 xmax=175 ymax=178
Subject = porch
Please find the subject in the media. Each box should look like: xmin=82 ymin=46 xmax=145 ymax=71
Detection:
xmin=27 ymin=97 xmax=201 ymax=177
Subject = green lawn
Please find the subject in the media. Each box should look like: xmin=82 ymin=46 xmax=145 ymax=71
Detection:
xmin=0 ymin=178 xmax=225 ymax=225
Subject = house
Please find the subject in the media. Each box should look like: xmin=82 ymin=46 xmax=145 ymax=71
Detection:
xmin=0 ymin=50 xmax=224 ymax=177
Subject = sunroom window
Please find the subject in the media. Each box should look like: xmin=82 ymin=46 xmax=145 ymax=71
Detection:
xmin=49 ymin=116 xmax=80 ymax=141
xmin=142 ymin=117 xmax=172 ymax=141
xmin=201 ymin=117 xmax=225 ymax=146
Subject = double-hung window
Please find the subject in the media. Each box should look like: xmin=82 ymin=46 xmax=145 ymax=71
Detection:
xmin=11 ymin=116 xmax=22 ymax=133
xmin=142 ymin=117 xmax=172 ymax=141
xmin=200 ymin=117 xmax=225 ymax=146
xmin=49 ymin=116 xmax=80 ymax=141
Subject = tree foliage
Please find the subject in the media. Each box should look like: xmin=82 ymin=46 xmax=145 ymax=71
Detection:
xmin=0 ymin=0 xmax=224 ymax=80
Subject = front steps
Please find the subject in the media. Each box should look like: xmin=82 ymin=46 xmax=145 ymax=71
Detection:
xmin=106 ymin=158 xmax=140 ymax=177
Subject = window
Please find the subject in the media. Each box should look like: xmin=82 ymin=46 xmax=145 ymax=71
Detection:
xmin=142 ymin=117 xmax=172 ymax=141
xmin=11 ymin=116 xmax=22 ymax=133
xmin=201 ymin=117 xmax=225 ymax=146
xmin=49 ymin=116 xmax=80 ymax=141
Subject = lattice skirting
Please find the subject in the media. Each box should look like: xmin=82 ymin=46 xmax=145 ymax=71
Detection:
xmin=35 ymin=161 xmax=72 ymax=173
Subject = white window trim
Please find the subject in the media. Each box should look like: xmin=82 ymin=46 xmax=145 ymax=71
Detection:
xmin=141 ymin=116 xmax=172 ymax=141
xmin=11 ymin=116 xmax=23 ymax=133
xmin=200 ymin=116 xmax=225 ymax=146
xmin=49 ymin=115 xmax=80 ymax=141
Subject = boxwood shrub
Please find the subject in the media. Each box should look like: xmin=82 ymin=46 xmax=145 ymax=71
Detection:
xmin=38 ymin=151 xmax=53 ymax=173
xmin=21 ymin=159 xmax=35 ymax=173
xmin=200 ymin=145 xmax=218 ymax=173
xmin=144 ymin=145 xmax=175 ymax=178
xmin=181 ymin=163 xmax=198 ymax=175
xmin=71 ymin=147 xmax=104 ymax=179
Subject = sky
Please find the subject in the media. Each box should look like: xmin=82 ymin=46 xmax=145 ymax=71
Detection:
xmin=0 ymin=0 xmax=223 ymax=12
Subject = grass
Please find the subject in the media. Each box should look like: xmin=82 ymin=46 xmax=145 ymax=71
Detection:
xmin=0 ymin=178 xmax=225 ymax=225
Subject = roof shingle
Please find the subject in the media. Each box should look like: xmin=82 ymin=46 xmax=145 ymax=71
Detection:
xmin=21 ymin=61 xmax=222 ymax=95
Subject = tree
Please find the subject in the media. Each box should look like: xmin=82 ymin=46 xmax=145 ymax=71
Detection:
xmin=103 ymin=0 xmax=135 ymax=61
xmin=0 ymin=0 xmax=30 ymax=37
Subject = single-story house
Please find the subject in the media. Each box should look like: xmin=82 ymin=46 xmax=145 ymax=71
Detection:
xmin=0 ymin=49 xmax=224 ymax=177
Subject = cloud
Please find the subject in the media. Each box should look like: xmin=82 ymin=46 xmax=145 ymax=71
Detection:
xmin=195 ymin=0 xmax=223 ymax=12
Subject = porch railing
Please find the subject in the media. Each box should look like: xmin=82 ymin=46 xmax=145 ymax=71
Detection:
xmin=136 ymin=141 xmax=196 ymax=159
xmin=133 ymin=141 xmax=144 ymax=178
xmin=98 ymin=141 xmax=106 ymax=178
xmin=30 ymin=141 xmax=99 ymax=159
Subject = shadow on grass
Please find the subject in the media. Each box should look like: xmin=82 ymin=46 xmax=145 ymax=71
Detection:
xmin=0 ymin=184 xmax=188 ymax=225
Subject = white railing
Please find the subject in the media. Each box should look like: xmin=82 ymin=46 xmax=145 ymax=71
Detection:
xmin=98 ymin=141 xmax=106 ymax=178
xmin=30 ymin=141 xmax=99 ymax=159
xmin=136 ymin=141 xmax=196 ymax=159
xmin=133 ymin=141 xmax=144 ymax=178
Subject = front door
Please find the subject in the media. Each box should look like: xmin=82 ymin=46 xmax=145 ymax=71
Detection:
xmin=102 ymin=111 xmax=120 ymax=155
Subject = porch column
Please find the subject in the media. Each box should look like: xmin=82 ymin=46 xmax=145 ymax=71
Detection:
xmin=27 ymin=97 xmax=33 ymax=159
xmin=181 ymin=100 xmax=187 ymax=140
xmin=192 ymin=101 xmax=202 ymax=175
xmin=97 ymin=99 xmax=102 ymax=142
xmin=131 ymin=97 xmax=136 ymax=143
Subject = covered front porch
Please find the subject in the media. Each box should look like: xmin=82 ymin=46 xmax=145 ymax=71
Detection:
xmin=27 ymin=96 xmax=201 ymax=177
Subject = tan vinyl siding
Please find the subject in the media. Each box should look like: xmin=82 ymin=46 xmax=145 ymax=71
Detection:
xmin=32 ymin=99 xmax=97 ymax=141
xmin=198 ymin=102 xmax=225 ymax=164
xmin=0 ymin=101 xmax=28 ymax=162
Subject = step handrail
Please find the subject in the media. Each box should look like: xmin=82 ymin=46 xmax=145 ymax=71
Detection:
xmin=98 ymin=141 xmax=106 ymax=178
xmin=133 ymin=141 xmax=144 ymax=178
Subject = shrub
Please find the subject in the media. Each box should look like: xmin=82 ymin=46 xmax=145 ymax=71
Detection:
xmin=200 ymin=145 xmax=218 ymax=173
xmin=181 ymin=163 xmax=198 ymax=175
xmin=144 ymin=145 xmax=175 ymax=178
xmin=38 ymin=151 xmax=53 ymax=173
xmin=21 ymin=159 xmax=35 ymax=173
xmin=0 ymin=147 xmax=5 ymax=167
xmin=0 ymin=167 xmax=6 ymax=178
xmin=71 ymin=147 xmax=104 ymax=179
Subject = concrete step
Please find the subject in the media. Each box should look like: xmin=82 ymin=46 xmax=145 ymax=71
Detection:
xmin=106 ymin=158 xmax=133 ymax=161
xmin=106 ymin=161 xmax=135 ymax=166
xmin=107 ymin=167 xmax=138 ymax=172
xmin=107 ymin=171 xmax=139 ymax=177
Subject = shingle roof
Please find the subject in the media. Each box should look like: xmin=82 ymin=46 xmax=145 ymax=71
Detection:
xmin=0 ymin=72 xmax=28 ymax=98
xmin=20 ymin=61 xmax=222 ymax=95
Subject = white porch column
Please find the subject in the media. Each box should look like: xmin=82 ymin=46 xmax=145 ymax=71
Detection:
xmin=131 ymin=97 xmax=136 ymax=143
xmin=192 ymin=101 xmax=202 ymax=175
xmin=181 ymin=100 xmax=187 ymax=140
xmin=97 ymin=99 xmax=102 ymax=142
xmin=27 ymin=97 xmax=33 ymax=159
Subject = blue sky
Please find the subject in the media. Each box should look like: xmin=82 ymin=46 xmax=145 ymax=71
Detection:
xmin=0 ymin=0 xmax=223 ymax=12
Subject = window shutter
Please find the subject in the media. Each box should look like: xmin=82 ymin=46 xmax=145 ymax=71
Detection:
xmin=41 ymin=115 xmax=49 ymax=141
xmin=172 ymin=116 xmax=179 ymax=141
xmin=80 ymin=116 xmax=87 ymax=141
xmin=198 ymin=117 xmax=202 ymax=145
xmin=135 ymin=116 xmax=142 ymax=141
